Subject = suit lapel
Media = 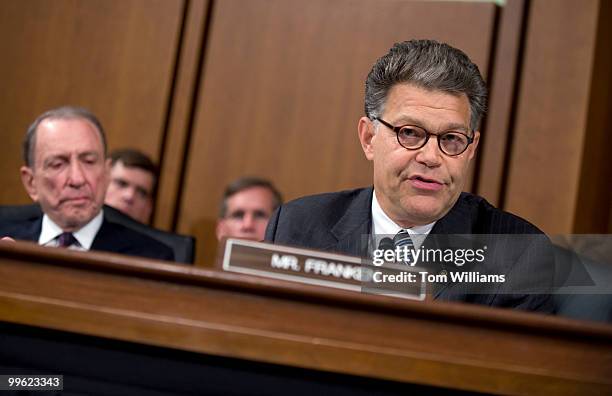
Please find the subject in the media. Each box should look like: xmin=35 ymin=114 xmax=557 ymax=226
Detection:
xmin=27 ymin=218 xmax=42 ymax=242
xmin=91 ymin=218 xmax=127 ymax=252
xmin=91 ymin=218 xmax=108 ymax=251
xmin=330 ymin=188 xmax=373 ymax=257
xmin=430 ymin=193 xmax=475 ymax=235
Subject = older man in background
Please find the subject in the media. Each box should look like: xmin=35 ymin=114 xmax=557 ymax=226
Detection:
xmin=216 ymin=177 xmax=282 ymax=242
xmin=0 ymin=106 xmax=173 ymax=261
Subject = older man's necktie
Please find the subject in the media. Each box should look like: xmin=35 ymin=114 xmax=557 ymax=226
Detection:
xmin=57 ymin=232 xmax=77 ymax=248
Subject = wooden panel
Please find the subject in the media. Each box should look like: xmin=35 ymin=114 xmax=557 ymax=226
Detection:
xmin=1 ymin=242 xmax=611 ymax=395
xmin=0 ymin=0 xmax=184 ymax=204
xmin=154 ymin=0 xmax=210 ymax=229
xmin=178 ymin=0 xmax=497 ymax=265
xmin=504 ymin=0 xmax=602 ymax=233
xmin=476 ymin=0 xmax=526 ymax=205
xmin=572 ymin=0 xmax=612 ymax=233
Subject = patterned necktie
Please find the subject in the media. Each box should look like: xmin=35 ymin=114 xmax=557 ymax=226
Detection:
xmin=393 ymin=229 xmax=414 ymax=265
xmin=57 ymin=232 xmax=77 ymax=248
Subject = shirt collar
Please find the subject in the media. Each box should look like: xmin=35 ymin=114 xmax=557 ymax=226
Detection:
xmin=39 ymin=209 xmax=104 ymax=250
xmin=371 ymin=190 xmax=435 ymax=249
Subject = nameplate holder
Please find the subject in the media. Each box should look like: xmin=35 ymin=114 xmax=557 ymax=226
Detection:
xmin=220 ymin=238 xmax=426 ymax=301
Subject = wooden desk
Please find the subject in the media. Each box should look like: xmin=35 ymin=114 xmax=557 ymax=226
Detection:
xmin=0 ymin=242 xmax=611 ymax=395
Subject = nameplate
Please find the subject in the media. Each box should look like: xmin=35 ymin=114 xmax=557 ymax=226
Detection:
xmin=221 ymin=239 xmax=426 ymax=301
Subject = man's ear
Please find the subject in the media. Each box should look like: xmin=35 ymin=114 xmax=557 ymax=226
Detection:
xmin=20 ymin=166 xmax=38 ymax=202
xmin=466 ymin=131 xmax=480 ymax=161
xmin=358 ymin=117 xmax=376 ymax=161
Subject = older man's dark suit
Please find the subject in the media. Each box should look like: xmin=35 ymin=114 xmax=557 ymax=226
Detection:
xmin=0 ymin=209 xmax=174 ymax=261
xmin=265 ymin=187 xmax=554 ymax=312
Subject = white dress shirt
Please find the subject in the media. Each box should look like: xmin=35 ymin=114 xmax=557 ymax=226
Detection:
xmin=371 ymin=190 xmax=435 ymax=250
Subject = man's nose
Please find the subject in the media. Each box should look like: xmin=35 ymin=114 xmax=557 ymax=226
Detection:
xmin=415 ymin=136 xmax=442 ymax=167
xmin=121 ymin=187 xmax=137 ymax=203
xmin=241 ymin=214 xmax=256 ymax=230
xmin=67 ymin=161 xmax=86 ymax=186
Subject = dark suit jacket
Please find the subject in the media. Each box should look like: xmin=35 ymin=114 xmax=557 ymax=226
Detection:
xmin=265 ymin=187 xmax=555 ymax=313
xmin=0 ymin=211 xmax=174 ymax=261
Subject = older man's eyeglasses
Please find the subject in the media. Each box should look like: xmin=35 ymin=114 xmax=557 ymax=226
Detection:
xmin=374 ymin=117 xmax=474 ymax=156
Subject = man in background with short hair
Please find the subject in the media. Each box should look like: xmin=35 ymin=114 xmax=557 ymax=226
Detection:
xmin=105 ymin=149 xmax=157 ymax=224
xmin=216 ymin=177 xmax=282 ymax=242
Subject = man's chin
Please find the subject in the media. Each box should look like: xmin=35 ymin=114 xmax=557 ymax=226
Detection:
xmin=56 ymin=208 xmax=99 ymax=231
xmin=400 ymin=198 xmax=452 ymax=225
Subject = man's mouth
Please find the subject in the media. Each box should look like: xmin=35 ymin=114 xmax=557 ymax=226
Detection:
xmin=407 ymin=175 xmax=445 ymax=191
xmin=61 ymin=197 xmax=91 ymax=205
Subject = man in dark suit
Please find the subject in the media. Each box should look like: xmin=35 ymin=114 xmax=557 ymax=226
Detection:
xmin=0 ymin=106 xmax=173 ymax=261
xmin=265 ymin=40 xmax=554 ymax=312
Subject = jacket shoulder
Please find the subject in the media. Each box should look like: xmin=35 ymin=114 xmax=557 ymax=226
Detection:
xmin=265 ymin=187 xmax=371 ymax=245
xmin=459 ymin=193 xmax=544 ymax=234
xmin=281 ymin=187 xmax=370 ymax=223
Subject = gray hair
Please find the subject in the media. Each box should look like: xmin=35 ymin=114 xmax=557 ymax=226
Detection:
xmin=23 ymin=106 xmax=107 ymax=167
xmin=365 ymin=39 xmax=487 ymax=130
xmin=219 ymin=177 xmax=283 ymax=218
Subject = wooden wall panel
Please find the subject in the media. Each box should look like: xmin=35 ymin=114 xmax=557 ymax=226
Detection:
xmin=178 ymin=0 xmax=497 ymax=265
xmin=154 ymin=0 xmax=210 ymax=229
xmin=476 ymin=0 xmax=525 ymax=206
xmin=572 ymin=0 xmax=612 ymax=233
xmin=504 ymin=0 xmax=605 ymax=234
xmin=0 ymin=0 xmax=184 ymax=204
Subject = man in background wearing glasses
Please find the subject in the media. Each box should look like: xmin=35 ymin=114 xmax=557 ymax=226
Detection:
xmin=265 ymin=39 xmax=554 ymax=312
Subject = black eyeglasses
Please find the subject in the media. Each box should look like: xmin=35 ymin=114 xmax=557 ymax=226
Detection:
xmin=374 ymin=117 xmax=474 ymax=156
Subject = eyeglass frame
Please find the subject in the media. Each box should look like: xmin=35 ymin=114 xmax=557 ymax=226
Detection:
xmin=373 ymin=117 xmax=475 ymax=156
